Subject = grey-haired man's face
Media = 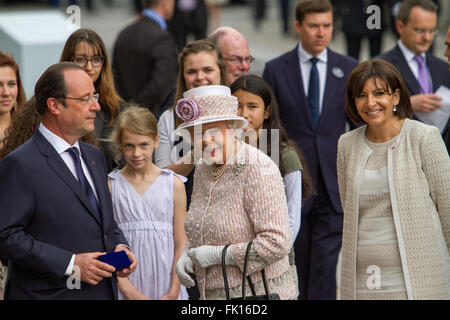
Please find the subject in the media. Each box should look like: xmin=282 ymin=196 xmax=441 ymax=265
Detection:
xmin=219 ymin=35 xmax=251 ymax=85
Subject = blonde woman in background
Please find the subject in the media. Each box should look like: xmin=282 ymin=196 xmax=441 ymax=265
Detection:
xmin=60 ymin=28 xmax=125 ymax=171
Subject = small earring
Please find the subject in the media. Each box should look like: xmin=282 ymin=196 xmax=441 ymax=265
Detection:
xmin=393 ymin=105 xmax=398 ymax=112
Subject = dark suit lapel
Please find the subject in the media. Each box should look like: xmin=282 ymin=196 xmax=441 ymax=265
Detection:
xmin=425 ymin=52 xmax=440 ymax=93
xmin=34 ymin=131 xmax=103 ymax=228
xmin=79 ymin=144 xmax=108 ymax=227
xmin=319 ymin=49 xmax=340 ymax=131
xmin=392 ymin=45 xmax=421 ymax=95
xmin=284 ymin=45 xmax=314 ymax=130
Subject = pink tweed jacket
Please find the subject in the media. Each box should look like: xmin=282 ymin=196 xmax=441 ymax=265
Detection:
xmin=185 ymin=140 xmax=298 ymax=300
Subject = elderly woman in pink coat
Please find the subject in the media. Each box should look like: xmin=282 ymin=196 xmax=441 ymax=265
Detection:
xmin=175 ymin=85 xmax=298 ymax=300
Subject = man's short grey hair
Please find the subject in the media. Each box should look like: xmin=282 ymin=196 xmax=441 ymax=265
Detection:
xmin=208 ymin=27 xmax=242 ymax=47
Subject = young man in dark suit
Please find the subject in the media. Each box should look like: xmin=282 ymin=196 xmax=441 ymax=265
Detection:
xmin=377 ymin=0 xmax=449 ymax=152
xmin=0 ymin=63 xmax=137 ymax=300
xmin=113 ymin=0 xmax=177 ymax=118
xmin=263 ymin=0 xmax=358 ymax=300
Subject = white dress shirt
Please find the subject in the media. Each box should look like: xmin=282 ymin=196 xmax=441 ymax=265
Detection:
xmin=298 ymin=43 xmax=328 ymax=115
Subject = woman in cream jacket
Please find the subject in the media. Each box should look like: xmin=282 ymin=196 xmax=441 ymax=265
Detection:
xmin=337 ymin=59 xmax=450 ymax=300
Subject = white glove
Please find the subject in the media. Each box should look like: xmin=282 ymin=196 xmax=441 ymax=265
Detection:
xmin=188 ymin=245 xmax=235 ymax=269
xmin=176 ymin=249 xmax=195 ymax=288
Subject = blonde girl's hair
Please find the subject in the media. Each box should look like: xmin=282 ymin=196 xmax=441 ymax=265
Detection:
xmin=108 ymin=105 xmax=158 ymax=166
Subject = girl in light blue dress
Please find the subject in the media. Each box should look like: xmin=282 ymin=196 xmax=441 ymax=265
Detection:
xmin=107 ymin=106 xmax=188 ymax=300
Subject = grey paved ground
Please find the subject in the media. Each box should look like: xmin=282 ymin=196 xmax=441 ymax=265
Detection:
xmin=1 ymin=0 xmax=448 ymax=76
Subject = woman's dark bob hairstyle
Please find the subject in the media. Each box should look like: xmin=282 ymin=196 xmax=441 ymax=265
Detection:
xmin=345 ymin=58 xmax=413 ymax=125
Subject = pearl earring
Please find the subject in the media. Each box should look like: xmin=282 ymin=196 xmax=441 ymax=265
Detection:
xmin=393 ymin=105 xmax=398 ymax=112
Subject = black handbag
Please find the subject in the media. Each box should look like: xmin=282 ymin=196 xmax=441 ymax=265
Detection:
xmin=222 ymin=241 xmax=280 ymax=300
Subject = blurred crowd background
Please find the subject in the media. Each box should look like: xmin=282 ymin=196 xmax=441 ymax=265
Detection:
xmin=1 ymin=0 xmax=448 ymax=78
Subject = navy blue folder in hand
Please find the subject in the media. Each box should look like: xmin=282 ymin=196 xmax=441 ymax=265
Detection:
xmin=97 ymin=250 xmax=132 ymax=271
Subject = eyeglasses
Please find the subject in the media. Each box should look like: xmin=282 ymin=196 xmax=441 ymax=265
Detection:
xmin=223 ymin=55 xmax=256 ymax=66
xmin=62 ymin=93 xmax=100 ymax=105
xmin=72 ymin=55 xmax=104 ymax=68
xmin=412 ymin=28 xmax=438 ymax=35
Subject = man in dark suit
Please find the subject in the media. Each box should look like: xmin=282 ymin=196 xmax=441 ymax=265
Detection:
xmin=377 ymin=0 xmax=449 ymax=152
xmin=113 ymin=0 xmax=177 ymax=117
xmin=263 ymin=0 xmax=358 ymax=300
xmin=0 ymin=62 xmax=137 ymax=300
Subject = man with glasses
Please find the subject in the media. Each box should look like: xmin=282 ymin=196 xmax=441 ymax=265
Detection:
xmin=0 ymin=62 xmax=137 ymax=299
xmin=378 ymin=0 xmax=449 ymax=151
xmin=209 ymin=26 xmax=253 ymax=85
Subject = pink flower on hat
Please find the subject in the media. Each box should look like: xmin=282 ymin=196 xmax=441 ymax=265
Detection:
xmin=176 ymin=97 xmax=201 ymax=122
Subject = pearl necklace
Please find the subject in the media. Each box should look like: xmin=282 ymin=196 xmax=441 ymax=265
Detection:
xmin=211 ymin=164 xmax=226 ymax=181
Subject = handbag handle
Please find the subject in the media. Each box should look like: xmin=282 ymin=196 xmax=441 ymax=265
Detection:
xmin=222 ymin=244 xmax=232 ymax=300
xmin=222 ymin=241 xmax=272 ymax=300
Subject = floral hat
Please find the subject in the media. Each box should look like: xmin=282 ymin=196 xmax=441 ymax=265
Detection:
xmin=174 ymin=85 xmax=248 ymax=133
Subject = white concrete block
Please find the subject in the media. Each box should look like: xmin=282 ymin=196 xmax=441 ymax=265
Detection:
xmin=0 ymin=10 xmax=78 ymax=99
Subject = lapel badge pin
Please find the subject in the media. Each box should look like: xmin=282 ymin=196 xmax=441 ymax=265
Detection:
xmin=332 ymin=67 xmax=344 ymax=79
xmin=92 ymin=161 xmax=96 ymax=165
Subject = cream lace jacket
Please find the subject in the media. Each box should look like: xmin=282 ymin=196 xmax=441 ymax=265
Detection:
xmin=337 ymin=119 xmax=450 ymax=300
